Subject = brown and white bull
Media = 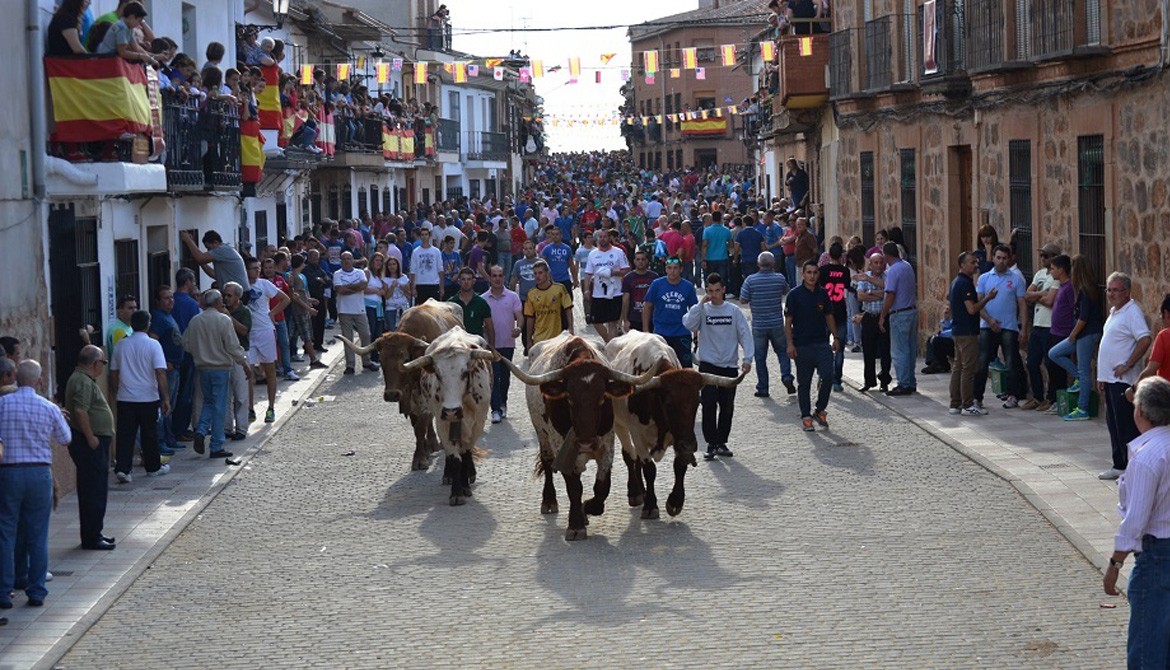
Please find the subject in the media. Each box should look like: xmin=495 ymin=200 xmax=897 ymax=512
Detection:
xmin=401 ymin=326 xmax=495 ymax=506
xmin=499 ymin=332 xmax=654 ymax=540
xmin=337 ymin=299 xmax=463 ymax=471
xmin=605 ymin=331 xmax=746 ymax=519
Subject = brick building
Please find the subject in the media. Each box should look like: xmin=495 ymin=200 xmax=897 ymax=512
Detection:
xmin=755 ymin=0 xmax=1170 ymax=339
xmin=624 ymin=0 xmax=768 ymax=170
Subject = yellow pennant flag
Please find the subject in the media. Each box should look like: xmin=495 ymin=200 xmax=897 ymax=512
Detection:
xmin=300 ymin=65 xmax=313 ymax=85
xmin=798 ymin=36 xmax=814 ymax=56
xmin=670 ymin=68 xmax=680 ymax=79
xmin=714 ymin=108 xmax=723 ymax=117
xmin=729 ymin=105 xmax=738 ymax=114
xmin=656 ymin=115 xmax=663 ymax=124
xmin=600 ymin=53 xmax=616 ymax=64
xmin=337 ymin=63 xmax=351 ymax=79
xmin=682 ymin=47 xmax=697 ymax=69
xmin=357 ymin=56 xmax=366 ymax=70
xmin=533 ymin=60 xmax=544 ymax=77
xmin=454 ymin=62 xmax=467 ymax=83
xmin=760 ymin=41 xmax=775 ymax=62
xmin=721 ymin=44 xmax=736 ymax=66
xmin=569 ymin=57 xmax=581 ymax=77
xmin=700 ymin=110 xmax=708 ymax=119
xmin=485 ymin=58 xmax=503 ymax=67
xmin=443 ymin=63 xmax=453 ymax=73
xmin=376 ymin=63 xmax=389 ymax=84
xmin=643 ymin=50 xmax=659 ymax=73
xmin=414 ymin=62 xmax=427 ymax=84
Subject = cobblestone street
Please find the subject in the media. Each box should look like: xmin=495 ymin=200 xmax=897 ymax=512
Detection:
xmin=51 ymin=313 xmax=1127 ymax=669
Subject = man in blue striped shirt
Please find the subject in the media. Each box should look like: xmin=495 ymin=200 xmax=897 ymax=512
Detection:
xmin=739 ymin=251 xmax=794 ymax=397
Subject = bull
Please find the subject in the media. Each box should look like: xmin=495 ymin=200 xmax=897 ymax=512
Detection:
xmin=605 ymin=331 xmax=745 ymax=520
xmin=499 ymin=332 xmax=654 ymax=541
xmin=402 ymin=326 xmax=496 ymax=506
xmin=337 ymin=299 xmax=463 ymax=471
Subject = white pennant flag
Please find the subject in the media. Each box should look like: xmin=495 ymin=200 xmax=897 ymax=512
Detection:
xmin=493 ymin=66 xmax=504 ymax=80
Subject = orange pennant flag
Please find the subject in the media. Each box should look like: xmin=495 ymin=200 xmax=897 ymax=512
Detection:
xmin=600 ymin=53 xmax=616 ymax=64
xmin=485 ymin=58 xmax=503 ymax=67
xmin=760 ymin=41 xmax=775 ymax=62
xmin=682 ymin=47 xmax=697 ymax=69
xmin=414 ymin=62 xmax=427 ymax=84
xmin=721 ymin=44 xmax=736 ymax=66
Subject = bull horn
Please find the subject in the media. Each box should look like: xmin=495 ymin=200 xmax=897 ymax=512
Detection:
xmin=470 ymin=349 xmax=498 ymax=361
xmin=498 ymin=355 xmax=564 ymax=385
xmin=633 ymin=376 xmax=663 ymax=394
xmin=607 ymin=367 xmax=657 ymax=386
xmin=336 ymin=335 xmax=377 ymax=357
xmin=700 ymin=369 xmax=750 ymax=388
xmin=401 ymin=354 xmax=434 ymax=371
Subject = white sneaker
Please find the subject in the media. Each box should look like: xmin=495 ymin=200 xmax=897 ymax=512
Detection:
xmin=962 ymin=404 xmax=989 ymax=416
xmin=1097 ymin=468 xmax=1124 ymax=481
xmin=285 ymin=370 xmax=301 ymax=381
xmin=115 ymin=471 xmax=132 ymax=484
xmin=491 ymin=410 xmax=502 ymax=424
xmin=45 ymin=571 xmax=53 ymax=582
xmin=948 ymin=407 xmax=961 ymax=415
xmin=1002 ymin=395 xmax=1019 ymax=409
xmin=147 ymin=463 xmax=170 ymax=477
xmin=500 ymin=407 xmax=507 ymax=419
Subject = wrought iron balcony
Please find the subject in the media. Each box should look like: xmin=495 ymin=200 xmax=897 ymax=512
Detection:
xmin=465 ymin=131 xmax=508 ymax=161
xmin=828 ymin=30 xmax=854 ymax=99
xmin=436 ymin=118 xmax=460 ymax=153
xmin=918 ymin=0 xmax=971 ymax=97
xmin=161 ymin=94 xmax=240 ymax=192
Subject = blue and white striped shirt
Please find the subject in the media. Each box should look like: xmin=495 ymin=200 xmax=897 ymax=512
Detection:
xmin=0 ymin=387 xmax=71 ymax=465
xmin=739 ymin=269 xmax=790 ymax=330
xmin=1116 ymin=425 xmax=1170 ymax=553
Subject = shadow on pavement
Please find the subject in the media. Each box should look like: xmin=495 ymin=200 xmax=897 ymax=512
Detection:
xmin=806 ymin=431 xmax=876 ymax=477
xmin=703 ymin=456 xmax=786 ymax=508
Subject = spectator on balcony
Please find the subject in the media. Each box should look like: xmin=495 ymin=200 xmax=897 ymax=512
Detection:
xmin=428 ymin=5 xmax=451 ymax=51
xmin=200 ymin=66 xmax=237 ymax=107
xmin=94 ymin=0 xmax=154 ymax=45
xmin=96 ymin=2 xmax=157 ymax=66
xmin=203 ymin=41 xmax=225 ymax=72
xmin=47 ymin=0 xmax=91 ymax=56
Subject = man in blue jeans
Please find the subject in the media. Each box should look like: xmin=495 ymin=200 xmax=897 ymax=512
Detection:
xmin=739 ymin=251 xmax=794 ymax=397
xmin=182 ymin=290 xmax=251 ymax=460
xmin=879 ymin=243 xmax=919 ymax=396
xmin=149 ymin=285 xmax=184 ymax=455
xmin=700 ymin=211 xmax=731 ymax=288
xmin=0 ymin=360 xmax=71 ymax=608
xmin=785 ymin=261 xmax=841 ymax=431
xmin=972 ymin=245 xmax=1028 ymax=411
xmin=818 ymin=242 xmax=850 ymax=393
xmin=643 ymin=257 xmax=699 ymax=368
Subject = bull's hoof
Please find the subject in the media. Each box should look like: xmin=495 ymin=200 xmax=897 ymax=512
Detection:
xmin=564 ymin=527 xmax=588 ymax=541
xmin=468 ymin=472 xmax=477 ymax=484
xmin=666 ymin=494 xmax=685 ymax=517
xmin=582 ymin=498 xmax=605 ymax=517
xmin=411 ymin=460 xmax=428 ymax=471
xmin=628 ymin=493 xmax=644 ymax=507
xmin=541 ymin=502 xmax=559 ymax=515
xmin=461 ymin=486 xmax=473 ymax=497
xmin=449 ymin=495 xmax=467 ymax=506
xmin=641 ymin=507 xmax=660 ymax=520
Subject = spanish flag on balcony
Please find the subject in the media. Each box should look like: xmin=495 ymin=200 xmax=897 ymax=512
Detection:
xmin=45 ymin=56 xmax=151 ymax=142
xmin=680 ymin=117 xmax=727 ymax=137
xmin=401 ymin=128 xmax=415 ymax=156
xmin=240 ymin=118 xmax=265 ymax=184
xmin=258 ymin=64 xmax=282 ymax=130
xmin=424 ymin=127 xmax=435 ymax=156
xmin=382 ymin=123 xmax=393 ymax=159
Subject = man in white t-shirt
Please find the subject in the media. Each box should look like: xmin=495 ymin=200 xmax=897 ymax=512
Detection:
xmin=409 ymin=228 xmax=444 ymax=304
xmin=334 ymin=251 xmax=377 ymax=375
xmin=433 ymin=215 xmax=464 ymax=251
xmin=583 ymin=228 xmax=630 ymax=342
xmin=1095 ymin=271 xmax=1153 ymax=480
xmin=246 ymin=257 xmax=290 ymax=424
xmin=109 ymin=310 xmax=170 ymax=481
xmin=524 ymin=212 xmax=541 ymax=241
xmin=1021 ymin=242 xmax=1062 ymax=410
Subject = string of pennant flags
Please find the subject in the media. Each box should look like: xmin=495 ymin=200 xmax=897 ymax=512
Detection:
xmin=520 ymin=100 xmax=755 ymax=128
xmin=292 ymin=38 xmax=799 ymax=88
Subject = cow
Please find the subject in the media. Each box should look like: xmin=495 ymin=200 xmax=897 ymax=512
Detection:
xmin=605 ymin=331 xmax=746 ymax=520
xmin=401 ymin=326 xmax=496 ymax=506
xmin=337 ymin=299 xmax=463 ymax=471
xmin=499 ymin=332 xmax=654 ymax=540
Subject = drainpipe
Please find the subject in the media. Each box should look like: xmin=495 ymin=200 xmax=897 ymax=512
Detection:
xmin=1163 ymin=0 xmax=1169 ymax=66
xmin=27 ymin=0 xmax=46 ymax=200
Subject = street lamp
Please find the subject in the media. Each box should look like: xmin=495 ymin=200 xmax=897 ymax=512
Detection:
xmin=273 ymin=0 xmax=289 ymax=26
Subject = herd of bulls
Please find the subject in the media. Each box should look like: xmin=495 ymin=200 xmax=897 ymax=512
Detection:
xmin=338 ymin=300 xmax=745 ymax=541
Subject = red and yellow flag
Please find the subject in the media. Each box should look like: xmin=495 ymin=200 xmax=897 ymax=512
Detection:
xmin=760 ymin=41 xmax=776 ymax=62
xmin=533 ymin=60 xmax=544 ymax=77
xmin=682 ymin=47 xmax=698 ymax=69
xmin=721 ymin=44 xmax=736 ymax=66
xmin=454 ymin=62 xmax=467 ymax=83
xmin=414 ymin=62 xmax=427 ymax=84
xmin=45 ymin=56 xmax=152 ymax=142
xmin=240 ymin=119 xmax=265 ymax=184
xmin=485 ymin=58 xmax=504 ymax=67
xmin=569 ymin=57 xmax=581 ymax=77
xmin=401 ymin=128 xmax=415 ymax=155
xmin=643 ymin=50 xmax=659 ymax=73
xmin=376 ymin=63 xmax=390 ymax=84
xmin=681 ymin=117 xmax=727 ymax=136
xmin=300 ymin=65 xmax=313 ymax=85
xmin=670 ymin=68 xmax=680 ymax=79
xmin=599 ymin=53 xmax=616 ymax=64
xmin=337 ymin=63 xmax=350 ymax=80
xmin=258 ymin=63 xmax=282 ymax=130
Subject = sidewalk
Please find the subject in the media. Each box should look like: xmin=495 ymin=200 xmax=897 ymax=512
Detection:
xmin=0 ymin=342 xmax=348 ymax=670
xmin=839 ymin=352 xmax=1125 ymax=577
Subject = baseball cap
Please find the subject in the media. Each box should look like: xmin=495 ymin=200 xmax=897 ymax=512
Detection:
xmin=1039 ymin=242 xmax=1062 ymax=256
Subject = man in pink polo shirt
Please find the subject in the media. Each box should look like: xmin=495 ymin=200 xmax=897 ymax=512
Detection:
xmin=481 ymin=264 xmax=524 ymax=424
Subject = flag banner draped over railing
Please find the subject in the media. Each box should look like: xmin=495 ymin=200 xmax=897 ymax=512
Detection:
xmin=46 ymin=55 xmax=151 ymax=143
xmin=240 ymin=118 xmax=265 ymax=183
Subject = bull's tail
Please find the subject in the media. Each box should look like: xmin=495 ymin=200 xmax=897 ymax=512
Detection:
xmin=533 ymin=451 xmax=546 ymax=480
xmin=471 ymin=445 xmax=488 ymax=464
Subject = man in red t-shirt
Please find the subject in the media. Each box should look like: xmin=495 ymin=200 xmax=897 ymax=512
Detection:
xmin=509 ymin=216 xmax=527 ymax=251
xmin=1128 ymin=294 xmax=1170 ymax=401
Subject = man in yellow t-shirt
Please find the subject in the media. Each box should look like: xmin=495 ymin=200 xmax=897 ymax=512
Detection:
xmin=523 ymin=260 xmax=573 ymax=347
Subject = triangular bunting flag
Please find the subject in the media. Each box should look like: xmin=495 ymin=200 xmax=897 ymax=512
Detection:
xmin=600 ymin=53 xmax=616 ymax=64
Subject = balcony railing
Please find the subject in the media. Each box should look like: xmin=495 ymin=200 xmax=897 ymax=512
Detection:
xmin=163 ymin=95 xmax=203 ymax=190
xmin=865 ymin=17 xmax=894 ymax=90
xmin=203 ymin=100 xmax=242 ymax=190
xmin=777 ymin=33 xmax=830 ymax=108
xmin=918 ymin=0 xmax=970 ymax=95
xmin=436 ymin=118 xmax=460 ymax=152
xmin=828 ymin=30 xmax=854 ymax=98
xmin=161 ymin=94 xmax=241 ymax=192
xmin=465 ymin=130 xmax=508 ymax=161
xmin=965 ymin=0 xmax=1003 ymax=70
xmin=1030 ymin=0 xmax=1102 ymax=58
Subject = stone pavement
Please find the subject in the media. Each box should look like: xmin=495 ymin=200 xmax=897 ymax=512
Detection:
xmin=50 ymin=305 xmax=1127 ymax=668
xmin=0 ymin=341 xmax=348 ymax=670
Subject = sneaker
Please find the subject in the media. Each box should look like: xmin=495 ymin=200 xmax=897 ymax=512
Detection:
xmin=500 ymin=407 xmax=507 ymax=419
xmin=1044 ymin=403 xmax=1060 ymax=415
xmin=832 ymin=383 xmax=844 ymax=393
xmin=962 ymin=404 xmax=989 ymax=416
xmin=802 ymin=417 xmax=815 ymax=432
xmin=45 ymin=572 xmax=52 ymax=582
xmin=159 ymin=445 xmax=176 ymax=456
xmin=290 ymin=354 xmax=306 ymax=363
xmin=754 ymin=390 xmax=770 ymax=398
xmin=1002 ymin=395 xmax=1019 ymax=409
xmin=949 ymin=407 xmax=962 ymax=415
xmin=284 ymin=370 xmax=301 ymax=381
xmin=703 ymin=446 xmax=717 ymax=461
xmin=363 ymin=362 xmax=380 ymax=372
xmin=491 ymin=410 xmax=502 ymax=424
xmin=996 ymin=392 xmax=1008 ymax=400
xmin=1019 ymin=399 xmax=1041 ymax=410
xmin=310 ymin=360 xmax=328 ymax=370
xmin=1066 ymin=380 xmax=1080 ymax=394
xmin=147 ymin=464 xmax=170 ymax=477
xmin=784 ymin=381 xmax=796 ymax=395
xmin=715 ymin=444 xmax=734 ymax=457
xmin=1063 ymin=407 xmax=1091 ymax=421
xmin=115 ymin=471 xmax=132 ymax=484
xmin=343 ymin=367 xmax=355 ymax=375
xmin=1097 ymin=467 xmax=1124 ymax=481
xmin=265 ymin=408 xmax=276 ymax=423
xmin=209 ymin=450 xmax=234 ymax=458
xmin=851 ymin=345 xmax=861 ymax=353
xmin=193 ymin=433 xmax=205 ymax=455
xmin=813 ymin=410 xmax=828 ymax=428
xmin=248 ymin=409 xmax=257 ymax=423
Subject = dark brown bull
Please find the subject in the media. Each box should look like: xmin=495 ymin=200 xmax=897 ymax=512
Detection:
xmin=606 ymin=331 xmax=745 ymax=519
xmin=338 ymin=299 xmax=463 ymax=471
xmin=500 ymin=333 xmax=654 ymax=540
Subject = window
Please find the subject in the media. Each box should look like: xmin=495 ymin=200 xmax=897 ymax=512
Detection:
xmin=358 ymin=187 xmax=368 ymax=218
xmin=342 ymin=183 xmax=353 ymax=219
xmin=327 ymin=184 xmax=339 ymax=220
xmin=115 ymin=239 xmax=140 ymax=305
xmin=276 ymin=202 xmax=288 ymax=245
xmin=254 ymin=210 xmax=268 ymax=253
xmin=676 ymin=149 xmax=683 ymax=169
xmin=695 ymin=148 xmax=717 ymax=168
xmin=655 ymin=151 xmax=662 ymax=170
xmin=667 ymin=150 xmax=674 ymax=171
xmin=1009 ymin=140 xmax=1033 ymax=276
xmin=383 ymin=187 xmax=392 ymax=215
xmin=861 ymin=151 xmax=875 ymax=246
xmin=469 ymin=179 xmax=480 ymax=199
xmin=966 ymin=0 xmax=1003 ymax=69
xmin=639 ymin=152 xmax=646 ymax=168
xmin=75 ymin=216 xmax=101 ymax=338
xmin=1077 ymin=135 xmax=1106 ymax=285
xmin=900 ymin=149 xmax=917 ymax=269
xmin=695 ymin=93 xmax=716 ymax=110
xmin=696 ymin=46 xmax=716 ymax=63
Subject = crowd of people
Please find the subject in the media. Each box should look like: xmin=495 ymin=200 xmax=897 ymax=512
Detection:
xmin=2 ymin=147 xmax=1169 ymax=661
